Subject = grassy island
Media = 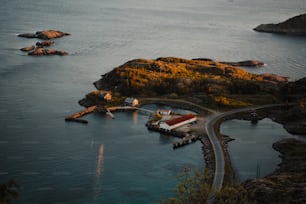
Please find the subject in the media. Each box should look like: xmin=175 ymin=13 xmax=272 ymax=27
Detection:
xmin=79 ymin=57 xmax=291 ymax=109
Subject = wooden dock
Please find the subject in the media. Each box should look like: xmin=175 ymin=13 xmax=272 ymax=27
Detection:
xmin=106 ymin=108 xmax=115 ymax=119
xmin=65 ymin=105 xmax=97 ymax=123
xmin=65 ymin=105 xmax=153 ymax=123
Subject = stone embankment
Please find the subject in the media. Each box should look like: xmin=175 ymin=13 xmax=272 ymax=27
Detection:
xmin=200 ymin=136 xmax=215 ymax=185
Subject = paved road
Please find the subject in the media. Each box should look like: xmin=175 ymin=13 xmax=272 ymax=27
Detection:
xmin=141 ymin=98 xmax=289 ymax=195
xmin=205 ymin=103 xmax=289 ymax=191
xmin=205 ymin=113 xmax=225 ymax=190
xmin=139 ymin=98 xmax=217 ymax=115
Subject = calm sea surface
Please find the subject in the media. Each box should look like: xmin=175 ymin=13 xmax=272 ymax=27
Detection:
xmin=221 ymin=119 xmax=306 ymax=182
xmin=0 ymin=0 xmax=306 ymax=203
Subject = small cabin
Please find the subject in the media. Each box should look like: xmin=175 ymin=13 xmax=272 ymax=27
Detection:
xmin=98 ymin=91 xmax=112 ymax=102
xmin=124 ymin=97 xmax=139 ymax=107
xmin=157 ymin=109 xmax=172 ymax=115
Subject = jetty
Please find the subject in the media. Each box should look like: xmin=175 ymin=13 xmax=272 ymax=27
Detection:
xmin=173 ymin=134 xmax=199 ymax=149
xmin=106 ymin=108 xmax=115 ymax=119
xmin=65 ymin=105 xmax=97 ymax=123
xmin=65 ymin=105 xmax=154 ymax=123
xmin=107 ymin=106 xmax=154 ymax=114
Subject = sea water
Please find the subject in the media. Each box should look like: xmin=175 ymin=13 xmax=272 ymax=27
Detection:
xmin=0 ymin=0 xmax=306 ymax=203
xmin=221 ymin=118 xmax=306 ymax=182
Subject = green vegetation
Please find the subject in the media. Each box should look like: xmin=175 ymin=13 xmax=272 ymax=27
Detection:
xmin=162 ymin=168 xmax=251 ymax=204
xmin=84 ymin=57 xmax=288 ymax=110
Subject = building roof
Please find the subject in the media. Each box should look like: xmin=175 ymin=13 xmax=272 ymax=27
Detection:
xmin=157 ymin=109 xmax=172 ymax=114
xmin=125 ymin=97 xmax=137 ymax=103
xmin=165 ymin=114 xmax=196 ymax=126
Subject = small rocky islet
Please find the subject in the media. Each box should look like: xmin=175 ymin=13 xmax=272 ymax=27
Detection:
xmin=18 ymin=30 xmax=70 ymax=56
xmin=18 ymin=30 xmax=70 ymax=40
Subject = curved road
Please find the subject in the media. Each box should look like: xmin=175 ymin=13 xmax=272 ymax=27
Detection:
xmin=205 ymin=113 xmax=225 ymax=190
xmin=205 ymin=103 xmax=289 ymax=191
xmin=140 ymin=98 xmax=288 ymax=192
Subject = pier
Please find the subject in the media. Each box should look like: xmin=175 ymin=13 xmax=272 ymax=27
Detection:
xmin=107 ymin=106 xmax=154 ymax=114
xmin=173 ymin=134 xmax=199 ymax=149
xmin=65 ymin=105 xmax=153 ymax=123
xmin=65 ymin=105 xmax=97 ymax=123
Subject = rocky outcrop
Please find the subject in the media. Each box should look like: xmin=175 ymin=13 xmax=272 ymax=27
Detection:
xmin=18 ymin=30 xmax=69 ymax=56
xmin=269 ymin=105 xmax=306 ymax=135
xmin=92 ymin=57 xmax=287 ymax=96
xmin=18 ymin=30 xmax=70 ymax=39
xmin=20 ymin=41 xmax=55 ymax=52
xmin=20 ymin=45 xmax=35 ymax=52
xmin=220 ymin=60 xmax=265 ymax=67
xmin=28 ymin=48 xmax=68 ymax=56
xmin=265 ymin=77 xmax=306 ymax=134
xmin=258 ymin=73 xmax=288 ymax=83
xmin=244 ymin=139 xmax=306 ymax=204
xmin=254 ymin=14 xmax=306 ymax=35
xmin=36 ymin=41 xmax=55 ymax=47
xmin=80 ymin=57 xmax=290 ymax=109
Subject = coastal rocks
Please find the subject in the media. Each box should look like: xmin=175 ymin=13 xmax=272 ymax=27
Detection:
xmin=258 ymin=73 xmax=288 ymax=83
xmin=18 ymin=30 xmax=70 ymax=39
xmin=20 ymin=41 xmax=55 ymax=53
xmin=18 ymin=30 xmax=69 ymax=56
xmin=36 ymin=41 xmax=55 ymax=47
xmin=220 ymin=60 xmax=265 ymax=67
xmin=20 ymin=45 xmax=35 ymax=52
xmin=28 ymin=48 xmax=68 ymax=56
xmin=244 ymin=139 xmax=306 ymax=203
xmin=270 ymin=105 xmax=306 ymax=135
xmin=194 ymin=58 xmax=265 ymax=67
xmin=266 ymin=77 xmax=306 ymax=134
xmin=254 ymin=14 xmax=306 ymax=35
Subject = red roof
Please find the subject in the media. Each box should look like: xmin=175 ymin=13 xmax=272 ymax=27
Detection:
xmin=166 ymin=114 xmax=196 ymax=126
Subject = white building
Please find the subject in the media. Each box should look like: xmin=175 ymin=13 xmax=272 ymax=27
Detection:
xmin=157 ymin=109 xmax=172 ymax=115
xmin=124 ymin=97 xmax=139 ymax=107
xmin=159 ymin=114 xmax=197 ymax=131
xmin=98 ymin=91 xmax=112 ymax=101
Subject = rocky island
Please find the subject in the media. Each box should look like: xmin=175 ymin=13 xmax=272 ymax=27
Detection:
xmin=79 ymin=57 xmax=305 ymax=135
xmin=254 ymin=13 xmax=306 ymax=35
xmin=18 ymin=30 xmax=69 ymax=56
xmin=80 ymin=57 xmax=288 ymax=108
xmin=74 ymin=57 xmax=306 ymax=202
xmin=18 ymin=30 xmax=70 ymax=39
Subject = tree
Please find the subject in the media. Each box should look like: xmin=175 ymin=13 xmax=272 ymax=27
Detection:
xmin=162 ymin=168 xmax=251 ymax=204
xmin=162 ymin=168 xmax=215 ymax=204
xmin=0 ymin=179 xmax=21 ymax=204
